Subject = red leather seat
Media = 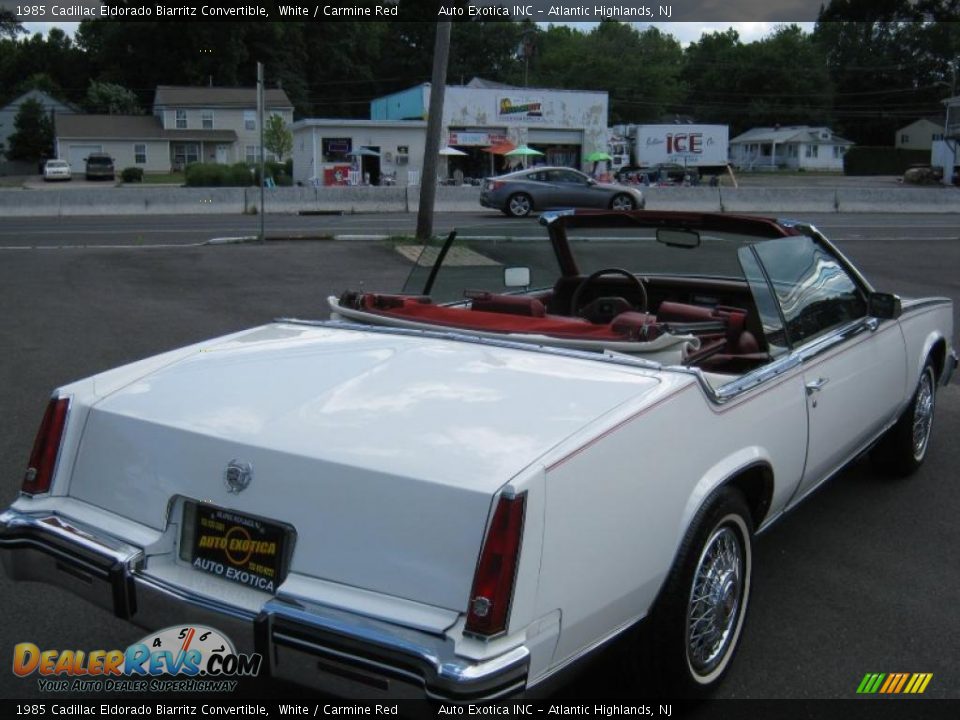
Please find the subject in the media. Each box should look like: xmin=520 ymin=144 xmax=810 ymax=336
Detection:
xmin=470 ymin=293 xmax=546 ymax=318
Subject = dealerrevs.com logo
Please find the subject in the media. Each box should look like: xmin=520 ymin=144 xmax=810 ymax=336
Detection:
xmin=13 ymin=625 xmax=262 ymax=693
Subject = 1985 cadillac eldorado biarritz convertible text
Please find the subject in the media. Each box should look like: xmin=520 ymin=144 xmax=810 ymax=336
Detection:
xmin=1 ymin=210 xmax=956 ymax=699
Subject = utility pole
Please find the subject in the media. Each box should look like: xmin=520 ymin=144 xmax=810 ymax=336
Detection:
xmin=415 ymin=21 xmax=452 ymax=242
xmin=257 ymin=61 xmax=265 ymax=243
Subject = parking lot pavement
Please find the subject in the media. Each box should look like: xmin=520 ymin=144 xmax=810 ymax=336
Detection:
xmin=0 ymin=235 xmax=957 ymax=700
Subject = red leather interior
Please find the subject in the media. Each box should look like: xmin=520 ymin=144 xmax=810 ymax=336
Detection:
xmin=470 ymin=293 xmax=546 ymax=317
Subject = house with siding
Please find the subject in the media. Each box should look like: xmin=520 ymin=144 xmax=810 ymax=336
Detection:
xmin=53 ymin=85 xmax=294 ymax=174
xmin=152 ymin=86 xmax=294 ymax=168
xmin=895 ymin=117 xmax=945 ymax=151
xmin=729 ymin=126 xmax=854 ymax=171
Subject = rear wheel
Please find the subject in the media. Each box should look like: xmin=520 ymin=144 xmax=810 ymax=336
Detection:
xmin=872 ymin=361 xmax=937 ymax=477
xmin=622 ymin=486 xmax=753 ymax=696
xmin=610 ymin=193 xmax=636 ymax=211
xmin=506 ymin=193 xmax=533 ymax=218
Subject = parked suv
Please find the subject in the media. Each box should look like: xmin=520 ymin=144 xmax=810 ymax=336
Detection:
xmin=85 ymin=153 xmax=115 ymax=181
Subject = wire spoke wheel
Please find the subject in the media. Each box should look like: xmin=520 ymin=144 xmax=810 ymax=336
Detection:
xmin=912 ymin=368 xmax=935 ymax=461
xmin=685 ymin=519 xmax=748 ymax=681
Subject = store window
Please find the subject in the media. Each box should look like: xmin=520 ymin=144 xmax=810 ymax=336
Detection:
xmin=322 ymin=138 xmax=352 ymax=163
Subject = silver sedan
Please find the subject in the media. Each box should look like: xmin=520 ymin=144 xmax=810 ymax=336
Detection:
xmin=480 ymin=166 xmax=644 ymax=217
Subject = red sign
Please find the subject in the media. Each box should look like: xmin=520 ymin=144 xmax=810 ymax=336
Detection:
xmin=666 ymin=133 xmax=703 ymax=154
xmin=323 ymin=165 xmax=352 ymax=186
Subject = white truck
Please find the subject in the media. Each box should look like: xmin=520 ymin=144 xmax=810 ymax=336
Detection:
xmin=609 ymin=124 xmax=729 ymax=181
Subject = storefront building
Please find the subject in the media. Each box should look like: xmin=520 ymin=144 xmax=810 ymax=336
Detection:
xmin=291 ymin=119 xmax=426 ymax=186
xmin=372 ymin=78 xmax=609 ymax=180
xmin=293 ymin=79 xmax=608 ymax=186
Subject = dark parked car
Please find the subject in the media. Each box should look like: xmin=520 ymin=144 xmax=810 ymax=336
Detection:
xmin=85 ymin=153 xmax=115 ymax=181
xmin=480 ymin=166 xmax=644 ymax=217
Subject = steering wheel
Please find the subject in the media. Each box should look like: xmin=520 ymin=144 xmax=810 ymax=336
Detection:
xmin=569 ymin=267 xmax=648 ymax=318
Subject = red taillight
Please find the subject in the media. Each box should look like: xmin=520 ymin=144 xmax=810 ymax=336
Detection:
xmin=487 ymin=180 xmax=504 ymax=191
xmin=465 ymin=493 xmax=526 ymax=637
xmin=22 ymin=397 xmax=69 ymax=495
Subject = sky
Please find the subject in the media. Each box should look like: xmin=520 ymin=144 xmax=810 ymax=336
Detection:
xmin=20 ymin=21 xmax=815 ymax=46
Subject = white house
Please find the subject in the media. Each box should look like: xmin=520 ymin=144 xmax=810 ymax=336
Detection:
xmin=729 ymin=126 xmax=854 ymax=171
xmin=53 ymin=85 xmax=295 ymax=174
xmin=152 ymin=86 xmax=294 ymax=168
xmin=895 ymin=117 xmax=945 ymax=151
xmin=56 ymin=114 xmax=174 ymax=173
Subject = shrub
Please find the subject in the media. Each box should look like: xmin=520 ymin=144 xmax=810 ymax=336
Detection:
xmin=843 ymin=147 xmax=931 ymax=176
xmin=185 ymin=162 xmax=255 ymax=187
xmin=121 ymin=167 xmax=143 ymax=183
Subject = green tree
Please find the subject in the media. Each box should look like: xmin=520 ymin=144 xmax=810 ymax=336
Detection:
xmin=814 ymin=1 xmax=959 ymax=144
xmin=85 ymin=80 xmax=142 ymax=114
xmin=263 ymin=114 xmax=293 ymax=161
xmin=0 ymin=8 xmax=26 ymax=39
xmin=7 ymin=98 xmax=54 ymax=161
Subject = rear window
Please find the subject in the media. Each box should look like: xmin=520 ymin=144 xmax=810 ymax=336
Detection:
xmin=87 ymin=156 xmax=113 ymax=166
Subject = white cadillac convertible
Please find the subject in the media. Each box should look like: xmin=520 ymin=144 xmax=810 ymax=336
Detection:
xmin=1 ymin=210 xmax=956 ymax=699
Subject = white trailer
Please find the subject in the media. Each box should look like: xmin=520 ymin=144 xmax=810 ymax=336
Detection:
xmin=610 ymin=124 xmax=729 ymax=178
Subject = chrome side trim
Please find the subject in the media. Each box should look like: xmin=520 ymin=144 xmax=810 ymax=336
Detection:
xmin=900 ymin=297 xmax=954 ymax=314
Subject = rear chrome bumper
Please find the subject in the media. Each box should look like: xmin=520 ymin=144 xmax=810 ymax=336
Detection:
xmin=0 ymin=508 xmax=529 ymax=701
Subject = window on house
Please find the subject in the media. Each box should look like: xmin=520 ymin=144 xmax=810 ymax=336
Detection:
xmin=134 ymin=144 xmax=146 ymax=164
xmin=833 ymin=146 xmax=846 ymax=158
xmin=246 ymin=145 xmax=259 ymax=164
xmin=244 ymin=111 xmax=256 ymax=131
xmin=202 ymin=110 xmax=214 ymax=130
xmin=322 ymin=137 xmax=352 ymax=162
xmin=805 ymin=144 xmax=818 ymax=158
xmin=901 ymin=133 xmax=909 ymax=144
xmin=176 ymin=110 xmax=187 ymax=129
xmin=933 ymin=133 xmax=943 ymax=141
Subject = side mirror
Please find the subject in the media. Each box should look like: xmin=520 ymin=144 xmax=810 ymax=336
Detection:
xmin=868 ymin=292 xmax=902 ymax=320
xmin=504 ymin=266 xmax=531 ymax=288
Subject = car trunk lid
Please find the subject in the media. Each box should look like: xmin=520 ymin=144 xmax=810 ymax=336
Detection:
xmin=67 ymin=323 xmax=661 ymax=610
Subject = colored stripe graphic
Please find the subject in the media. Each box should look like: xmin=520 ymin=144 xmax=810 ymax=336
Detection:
xmin=857 ymin=672 xmax=932 ymax=694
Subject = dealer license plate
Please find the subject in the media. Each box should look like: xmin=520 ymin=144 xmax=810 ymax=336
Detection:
xmin=182 ymin=503 xmax=292 ymax=594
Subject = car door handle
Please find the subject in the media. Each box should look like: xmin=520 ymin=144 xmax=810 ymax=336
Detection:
xmin=805 ymin=377 xmax=830 ymax=396
xmin=865 ymin=317 xmax=879 ymax=332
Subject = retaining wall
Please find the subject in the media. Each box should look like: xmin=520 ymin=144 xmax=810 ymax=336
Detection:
xmin=0 ymin=184 xmax=956 ymax=217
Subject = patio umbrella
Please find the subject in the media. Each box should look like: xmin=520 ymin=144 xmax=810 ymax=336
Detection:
xmin=585 ymin=150 xmax=613 ymax=178
xmin=504 ymin=144 xmax=544 ymax=169
xmin=483 ymin=142 xmax=517 ymax=174
xmin=439 ymin=146 xmax=467 ymax=183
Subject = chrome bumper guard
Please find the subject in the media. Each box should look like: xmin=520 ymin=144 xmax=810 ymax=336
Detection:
xmin=0 ymin=509 xmax=529 ymax=701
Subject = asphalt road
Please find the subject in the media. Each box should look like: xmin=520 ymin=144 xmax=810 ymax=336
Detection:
xmin=1 ymin=211 xmax=960 ymax=247
xmin=0 ymin=212 xmax=958 ymax=703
